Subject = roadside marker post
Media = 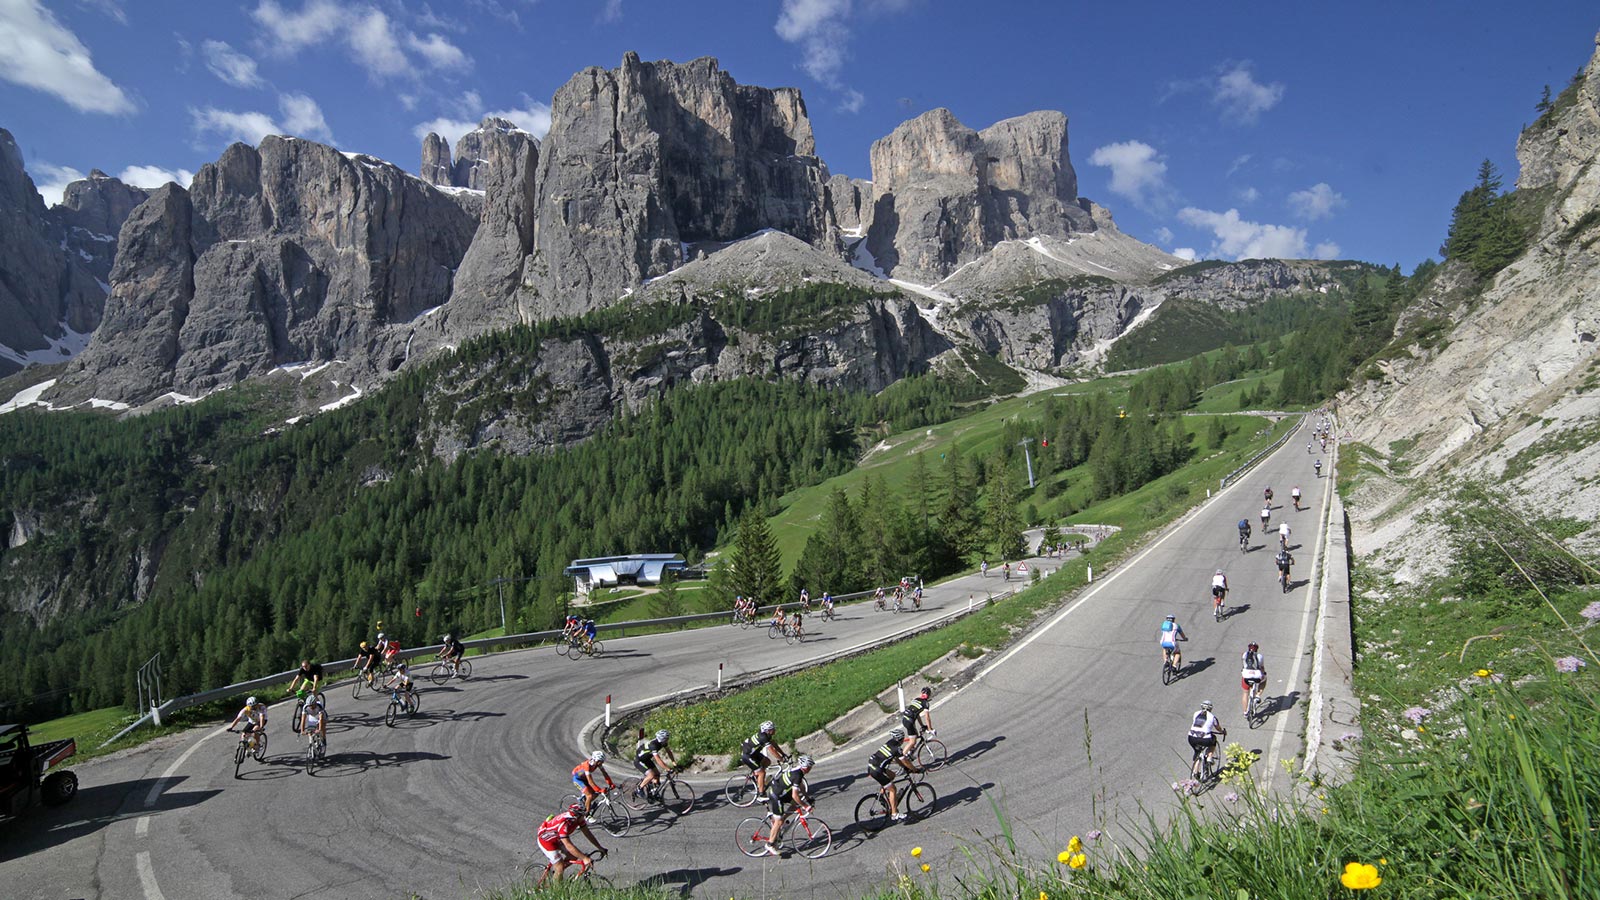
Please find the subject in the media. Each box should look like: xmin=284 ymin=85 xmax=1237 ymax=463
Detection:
xmin=717 ymin=663 xmax=723 ymax=690
xmin=897 ymin=682 xmax=905 ymax=713
xmin=1087 ymin=565 xmax=1094 ymax=583
xmin=605 ymin=694 xmax=611 ymax=728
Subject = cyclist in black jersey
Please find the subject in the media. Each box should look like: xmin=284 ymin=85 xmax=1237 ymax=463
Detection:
xmin=740 ymin=721 xmax=787 ymax=794
xmin=867 ymin=728 xmax=923 ymax=821
xmin=437 ymin=633 xmax=465 ymax=667
xmin=762 ymin=755 xmax=813 ymax=857
xmin=899 ymin=687 xmax=933 ymax=757
xmin=288 ymin=659 xmax=324 ymax=695
xmin=355 ymin=641 xmax=381 ymax=683
xmin=633 ymin=730 xmax=677 ymax=799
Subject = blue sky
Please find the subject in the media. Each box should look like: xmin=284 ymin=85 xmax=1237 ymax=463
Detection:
xmin=2 ymin=0 xmax=1596 ymax=270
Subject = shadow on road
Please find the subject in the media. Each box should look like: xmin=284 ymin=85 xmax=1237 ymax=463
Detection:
xmin=0 ymin=776 xmax=222 ymax=863
xmin=640 ymin=866 xmax=744 ymax=896
xmin=1182 ymin=657 xmax=1218 ymax=678
xmin=455 ymin=673 xmax=528 ymax=683
xmin=1222 ymin=603 xmax=1253 ymax=619
xmin=294 ymin=749 xmax=450 ymax=779
xmin=947 ymin=735 xmax=1005 ymax=766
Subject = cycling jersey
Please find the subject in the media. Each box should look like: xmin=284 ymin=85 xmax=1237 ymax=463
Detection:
xmin=867 ymin=742 xmax=901 ymax=783
xmin=442 ymin=638 xmax=463 ymax=657
xmin=356 ymin=646 xmax=379 ymax=663
xmin=1159 ymin=620 xmax=1181 ymax=648
xmin=634 ymin=738 xmax=668 ymax=772
xmin=537 ymin=812 xmax=580 ymax=850
xmin=766 ymin=768 xmax=808 ymax=808
xmin=302 ymin=709 xmax=324 ymax=730
xmin=1188 ymin=710 xmax=1221 ymax=740
xmin=572 ymin=759 xmax=607 ymax=785
xmin=299 ymin=662 xmax=325 ymax=681
xmin=900 ymin=697 xmax=929 ymax=733
xmin=1278 ymin=524 xmax=1290 ymax=536
xmin=1276 ymin=552 xmax=1292 ymax=572
xmin=740 ymin=732 xmax=778 ymax=767
xmin=1242 ymin=650 xmax=1265 ymax=681
xmin=237 ymin=705 xmax=267 ymax=728
xmin=1211 ymin=574 xmax=1227 ymax=590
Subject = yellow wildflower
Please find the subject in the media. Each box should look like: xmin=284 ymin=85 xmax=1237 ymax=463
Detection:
xmin=1057 ymin=850 xmax=1071 ymax=864
xmin=911 ymin=847 xmax=922 ymax=858
xmin=1068 ymin=853 xmax=1087 ymax=869
xmin=1475 ymin=668 xmax=1491 ymax=678
xmin=1379 ymin=858 xmax=1388 ymax=866
xmin=1068 ymin=835 xmax=1083 ymax=854
xmin=920 ymin=863 xmax=930 ymax=873
xmin=1340 ymin=862 xmax=1382 ymax=890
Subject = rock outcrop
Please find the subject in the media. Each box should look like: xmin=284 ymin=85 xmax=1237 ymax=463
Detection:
xmin=0 ymin=128 xmax=109 ymax=375
xmin=864 ymin=109 xmax=1094 ymax=283
xmin=826 ymin=173 xmax=874 ymax=234
xmin=48 ymin=135 xmax=478 ymax=405
xmin=419 ymin=116 xmax=537 ymax=192
xmin=52 ymin=170 xmax=150 ymax=288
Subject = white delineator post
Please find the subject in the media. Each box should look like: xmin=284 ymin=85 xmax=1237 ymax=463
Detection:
xmin=605 ymin=694 xmax=611 ymax=728
xmin=717 ymin=663 xmax=723 ymax=690
xmin=896 ymin=682 xmax=905 ymax=713
xmin=1087 ymin=565 xmax=1094 ymax=583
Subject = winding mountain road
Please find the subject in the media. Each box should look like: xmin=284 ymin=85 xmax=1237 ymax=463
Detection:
xmin=1 ymin=420 xmax=1332 ymax=900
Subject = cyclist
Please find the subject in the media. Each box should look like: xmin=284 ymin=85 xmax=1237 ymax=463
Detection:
xmin=740 ymin=721 xmax=787 ymax=794
xmin=534 ymin=802 xmax=607 ymax=887
xmin=1314 ymin=459 xmax=1323 ymax=478
xmin=1211 ymin=569 xmax=1228 ymax=603
xmin=791 ymin=609 xmax=804 ymax=640
xmin=1237 ymin=518 xmax=1252 ymax=548
xmin=564 ymin=614 xmax=581 ymax=641
xmin=1278 ymin=521 xmax=1292 ymax=550
xmin=1260 ymin=503 xmax=1272 ymax=530
xmin=1187 ymin=700 xmax=1227 ymax=779
xmin=437 ymin=633 xmax=465 ymax=670
xmin=571 ymin=751 xmax=616 ymax=814
xmin=355 ymin=640 xmax=381 ymax=684
xmin=1306 ymin=442 xmax=1312 ymax=453
xmin=1291 ymin=485 xmax=1303 ymax=510
xmin=583 ymin=618 xmax=598 ymax=650
xmin=288 ymin=659 xmax=324 ymax=696
xmin=770 ymin=606 xmax=789 ymax=631
xmin=1159 ymin=614 xmax=1187 ymax=670
xmin=913 ymin=585 xmax=923 ymax=609
xmin=378 ymin=633 xmax=402 ymax=666
xmin=980 ymin=560 xmax=988 ymax=578
xmin=798 ymin=587 xmax=811 ymax=610
xmin=1263 ymin=486 xmax=1274 ymax=504
xmin=386 ymin=662 xmax=417 ymax=707
xmin=633 ymin=730 xmax=677 ymax=799
xmin=227 ymin=696 xmax=268 ymax=751
xmin=761 ymin=754 xmax=814 ymax=857
xmin=821 ymin=592 xmax=835 ymax=617
xmin=1275 ymin=547 xmax=1294 ymax=589
xmin=1241 ymin=643 xmax=1267 ymax=714
xmin=899 ymin=686 xmax=934 ymax=757
xmin=1002 ymin=561 xmax=1011 ymax=581
xmin=301 ymin=694 xmax=327 ymax=746
xmin=867 ymin=728 xmax=923 ymax=821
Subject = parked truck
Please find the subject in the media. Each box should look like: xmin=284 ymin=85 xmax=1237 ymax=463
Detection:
xmin=0 ymin=723 xmax=79 ymax=817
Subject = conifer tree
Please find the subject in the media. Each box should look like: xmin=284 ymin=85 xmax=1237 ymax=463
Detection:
xmin=983 ymin=455 xmax=1026 ymax=560
xmin=730 ymin=509 xmax=783 ymax=605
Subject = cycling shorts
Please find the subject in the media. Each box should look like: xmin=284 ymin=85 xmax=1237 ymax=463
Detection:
xmin=1242 ymin=675 xmax=1265 ymax=690
xmin=742 ymin=751 xmax=769 ymax=771
xmin=765 ymin=792 xmax=792 ymax=816
xmin=572 ymin=774 xmax=598 ymax=789
xmin=634 ymin=756 xmax=659 ymax=775
xmin=868 ymin=765 xmax=895 ymax=786
xmin=1187 ymin=734 xmax=1217 ymax=756
xmin=538 ymin=842 xmax=566 ymax=864
xmin=1212 ymin=585 xmax=1226 ymax=598
xmin=243 ymin=721 xmax=265 ymax=733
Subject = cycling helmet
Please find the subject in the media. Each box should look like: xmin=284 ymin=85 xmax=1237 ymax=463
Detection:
xmin=567 ymin=802 xmax=585 ymax=817
xmin=360 ymin=641 xmax=369 ymax=649
xmin=1165 ymin=614 xmax=1176 ymax=621
xmin=377 ymin=632 xmax=385 ymax=640
xmin=397 ymin=662 xmax=408 ymax=673
xmin=655 ymin=730 xmax=670 ymax=742
xmin=1216 ymin=569 xmax=1224 ymax=576
xmin=1248 ymin=642 xmax=1259 ymax=651
xmin=919 ymin=686 xmax=932 ymax=698
xmin=760 ymin=720 xmax=775 ymax=734
xmin=246 ymin=696 xmax=258 ymax=706
xmin=307 ymin=696 xmax=322 ymax=708
xmin=795 ymin=754 xmax=814 ymax=770
xmin=889 ymin=727 xmax=906 ymax=740
xmin=589 ymin=750 xmax=606 ymax=764
xmin=1200 ymin=700 xmax=1214 ymax=711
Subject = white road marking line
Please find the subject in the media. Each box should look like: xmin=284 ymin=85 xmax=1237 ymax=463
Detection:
xmin=136 ymin=851 xmax=166 ymax=900
xmin=136 ymin=815 xmax=150 ymax=836
xmin=144 ymin=724 xmax=229 ymax=808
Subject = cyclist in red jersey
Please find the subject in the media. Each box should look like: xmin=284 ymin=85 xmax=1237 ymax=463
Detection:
xmin=535 ymin=802 xmax=606 ymax=886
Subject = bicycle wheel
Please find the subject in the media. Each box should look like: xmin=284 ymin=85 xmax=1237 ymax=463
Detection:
xmin=735 ymin=817 xmax=770 ymax=858
xmin=455 ymin=659 xmax=472 ymax=679
xmin=305 ymin=741 xmax=316 ymax=774
xmin=352 ymin=676 xmax=365 ymax=700
xmin=785 ymin=628 xmax=800 ymax=645
xmin=793 ymin=816 xmax=832 ymax=859
xmin=594 ymin=798 xmax=630 ymax=837
xmin=588 ymin=641 xmax=603 ymax=658
xmin=662 ymin=779 xmax=695 ymax=815
xmin=429 ymin=663 xmax=452 ymax=686
xmin=1161 ymin=659 xmax=1176 ymax=686
xmin=725 ymin=773 xmax=757 ymax=808
xmin=916 ymin=739 xmax=947 ymax=772
xmin=621 ymin=779 xmax=650 ymax=812
xmin=853 ymin=793 xmax=890 ymax=833
xmin=407 ymin=691 xmax=421 ymax=715
xmin=253 ymin=732 xmax=268 ymax=762
xmin=1282 ymin=573 xmax=1291 ymax=594
xmin=557 ymin=640 xmax=573 ymax=658
xmin=292 ymin=704 xmax=305 ymax=734
xmin=903 ymin=781 xmax=937 ymax=820
xmin=768 ymin=623 xmax=781 ymax=640
xmin=234 ymin=740 xmax=246 ymax=778
xmin=385 ymin=700 xmax=399 ymax=727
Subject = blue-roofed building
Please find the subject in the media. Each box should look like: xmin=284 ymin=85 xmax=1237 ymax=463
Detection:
xmin=564 ymin=554 xmax=687 ymax=596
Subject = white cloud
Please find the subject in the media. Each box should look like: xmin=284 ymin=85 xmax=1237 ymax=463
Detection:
xmin=598 ymin=0 xmax=622 ymax=24
xmin=1173 ymin=247 xmax=1198 ymax=262
xmin=1236 ymin=186 xmax=1260 ymax=205
xmin=250 ymin=1 xmax=469 ymax=81
xmin=407 ymin=32 xmax=467 ymax=69
xmin=1287 ymin=182 xmax=1345 ymax=221
xmin=774 ymin=0 xmax=889 ymax=113
xmin=0 ymin=0 xmax=135 ymax=114
xmin=1313 ymin=241 xmax=1342 ymax=260
xmin=76 ymin=0 xmax=127 ymax=25
xmin=202 ymin=39 xmax=264 ymax=88
xmin=27 ymin=161 xmax=84 ymax=206
xmin=191 ymin=92 xmax=334 ymax=146
xmin=1213 ymin=62 xmax=1283 ymax=124
xmin=1155 ymin=226 xmax=1174 ymax=244
xmin=118 ymin=165 xmax=195 ymax=190
xmin=1177 ymin=207 xmax=1309 ymax=260
xmin=1225 ymin=154 xmax=1252 ymax=178
xmin=838 ymin=88 xmax=865 ymax=114
xmin=1088 ymin=140 xmax=1170 ymax=212
xmin=413 ymin=92 xmax=551 ymax=143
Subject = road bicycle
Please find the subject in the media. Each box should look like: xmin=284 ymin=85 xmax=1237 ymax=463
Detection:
xmin=428 ymin=657 xmax=473 ymax=685
xmin=351 ymin=662 xmax=388 ymax=699
xmin=873 ymin=593 xmax=888 ymax=612
xmin=1190 ymin=734 xmax=1226 ymax=790
xmin=229 ymin=728 xmax=268 ymax=778
xmin=1238 ymin=529 xmax=1250 ymax=553
xmin=1278 ymin=564 xmax=1293 ymax=594
xmin=290 ymin=691 xmax=327 ymax=732
xmin=560 ymin=788 xmax=631 ymax=837
xmin=724 ymin=764 xmax=786 ymax=808
xmin=525 ymin=846 xmax=610 ymax=890
xmin=384 ymin=688 xmax=421 ymax=726
xmin=733 ymin=607 xmax=757 ymax=629
xmin=906 ymin=732 xmax=947 ymax=772
xmin=767 ymin=620 xmax=792 ymax=640
xmin=556 ymin=634 xmax=585 ymax=658
xmin=1161 ymin=646 xmax=1182 ymax=685
xmin=1212 ymin=590 xmax=1226 ymax=622
xmin=622 ymin=768 xmax=695 ymax=815
xmin=735 ymin=805 xmax=832 ymax=859
xmin=303 ymin=729 xmax=327 ymax=773
xmin=1246 ymin=681 xmax=1267 ymax=728
xmin=785 ymin=622 xmax=806 ymax=645
xmin=853 ymin=773 xmax=936 ymax=832
xmin=819 ymin=603 xmax=837 ymax=621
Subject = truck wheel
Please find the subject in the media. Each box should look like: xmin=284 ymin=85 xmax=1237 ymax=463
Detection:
xmin=42 ymin=770 xmax=78 ymax=806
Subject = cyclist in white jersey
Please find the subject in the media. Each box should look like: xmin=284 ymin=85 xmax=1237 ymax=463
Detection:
xmin=1291 ymin=486 xmax=1302 ymax=510
xmin=1260 ymin=505 xmax=1271 ymax=529
xmin=1240 ymin=644 xmax=1267 ymax=714
xmin=1278 ymin=521 xmax=1291 ymax=549
xmin=1210 ymin=570 xmax=1228 ymax=601
xmin=1187 ymin=701 xmax=1227 ymax=777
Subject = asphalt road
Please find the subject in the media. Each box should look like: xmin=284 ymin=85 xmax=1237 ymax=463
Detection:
xmin=0 ymin=419 xmax=1331 ymax=900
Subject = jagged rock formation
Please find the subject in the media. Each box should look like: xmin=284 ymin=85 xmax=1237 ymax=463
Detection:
xmin=47 ymin=136 xmax=477 ymax=405
xmin=419 ymin=116 xmax=537 ymax=192
xmin=1341 ymin=29 xmax=1600 ymax=580
xmin=0 ymin=130 xmax=126 ymax=375
xmin=826 ymin=173 xmax=873 ymax=234
xmin=421 ymin=133 xmax=452 ymax=185
xmin=54 ymin=169 xmax=149 ymax=287
xmin=443 ymin=54 xmax=835 ymax=329
xmin=864 ymin=109 xmax=1094 ymax=283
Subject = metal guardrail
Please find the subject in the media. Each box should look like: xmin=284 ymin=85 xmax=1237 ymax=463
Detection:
xmin=1219 ymin=414 xmax=1306 ymax=490
xmin=99 ymin=585 xmax=892 ymax=747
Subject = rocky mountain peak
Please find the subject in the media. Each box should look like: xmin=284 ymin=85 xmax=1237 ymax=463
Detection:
xmin=864 ymin=106 xmax=1093 ymax=284
xmin=421 ymin=116 xmax=539 ymax=192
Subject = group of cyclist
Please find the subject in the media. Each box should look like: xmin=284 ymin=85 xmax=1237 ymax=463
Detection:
xmin=563 ymin=615 xmax=599 ymax=651
xmin=1239 ymin=485 xmax=1297 ymax=589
